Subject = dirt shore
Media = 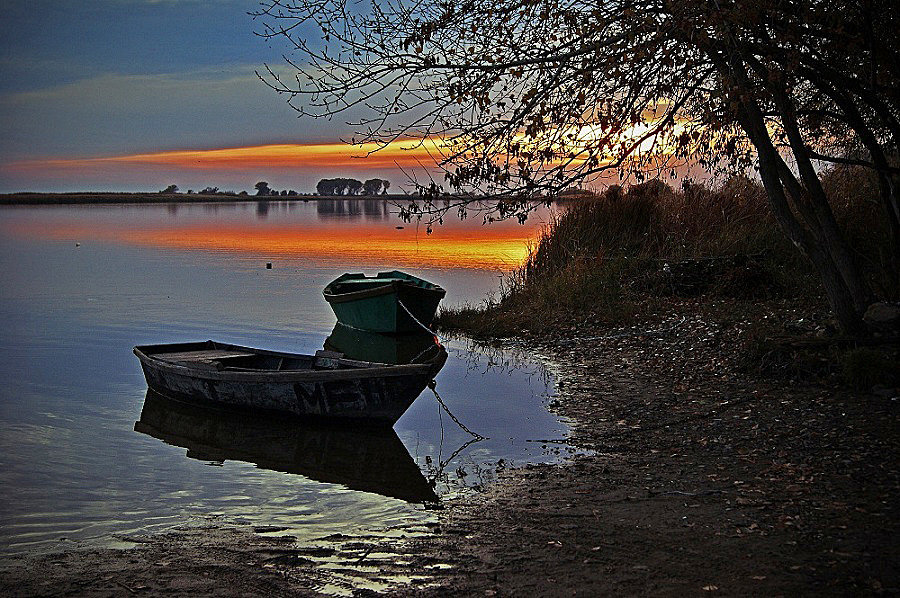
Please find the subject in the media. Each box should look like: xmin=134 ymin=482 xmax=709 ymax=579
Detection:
xmin=2 ymin=301 xmax=897 ymax=596
xmin=399 ymin=301 xmax=899 ymax=596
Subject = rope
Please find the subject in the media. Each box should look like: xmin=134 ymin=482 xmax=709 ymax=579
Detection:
xmin=396 ymin=297 xmax=486 ymax=439
xmin=409 ymin=343 xmax=441 ymax=364
xmin=397 ymin=298 xmax=440 ymax=340
xmin=427 ymin=380 xmax=487 ymax=440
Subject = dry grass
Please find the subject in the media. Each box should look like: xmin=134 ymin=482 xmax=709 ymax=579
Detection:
xmin=436 ymin=168 xmax=892 ymax=337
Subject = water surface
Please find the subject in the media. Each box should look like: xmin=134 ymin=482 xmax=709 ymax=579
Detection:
xmin=0 ymin=200 xmax=576 ymax=556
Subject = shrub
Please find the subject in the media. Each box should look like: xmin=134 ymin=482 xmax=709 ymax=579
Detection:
xmin=437 ymin=165 xmax=890 ymax=336
xmin=840 ymin=347 xmax=900 ymax=390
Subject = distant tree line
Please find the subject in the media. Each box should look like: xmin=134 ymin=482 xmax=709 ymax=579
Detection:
xmin=254 ymin=181 xmax=299 ymax=196
xmin=316 ymin=178 xmax=390 ymax=196
xmin=159 ymin=184 xmax=248 ymax=196
xmin=161 ymin=179 xmax=384 ymax=197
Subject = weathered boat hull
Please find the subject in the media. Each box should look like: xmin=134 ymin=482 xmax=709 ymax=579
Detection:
xmin=133 ymin=341 xmax=446 ymax=426
xmin=323 ymin=270 xmax=446 ymax=333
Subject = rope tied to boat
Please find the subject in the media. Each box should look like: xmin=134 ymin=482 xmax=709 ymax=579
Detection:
xmin=397 ymin=298 xmax=486 ymax=439
xmin=397 ymin=298 xmax=440 ymax=340
xmin=427 ymin=379 xmax=487 ymax=440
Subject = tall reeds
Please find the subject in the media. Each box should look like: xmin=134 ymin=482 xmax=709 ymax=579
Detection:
xmin=436 ymin=167 xmax=891 ymax=336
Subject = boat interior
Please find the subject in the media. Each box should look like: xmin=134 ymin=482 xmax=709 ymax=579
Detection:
xmin=326 ymin=271 xmax=441 ymax=295
xmin=137 ymin=342 xmax=356 ymax=372
xmin=326 ymin=277 xmax=414 ymax=294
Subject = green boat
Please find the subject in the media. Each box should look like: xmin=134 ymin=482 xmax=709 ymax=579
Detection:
xmin=324 ymin=323 xmax=440 ymax=365
xmin=323 ymin=270 xmax=446 ymax=334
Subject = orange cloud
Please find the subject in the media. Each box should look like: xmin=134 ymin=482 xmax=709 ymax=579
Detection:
xmin=9 ymin=141 xmax=444 ymax=173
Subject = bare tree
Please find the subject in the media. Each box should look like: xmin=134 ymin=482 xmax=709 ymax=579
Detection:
xmin=253 ymin=0 xmax=899 ymax=335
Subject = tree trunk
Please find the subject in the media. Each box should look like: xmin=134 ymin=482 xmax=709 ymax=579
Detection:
xmin=752 ymin=129 xmax=869 ymax=336
xmin=817 ymin=81 xmax=900 ymax=290
xmin=771 ymin=89 xmax=872 ymax=312
xmin=728 ymin=74 xmax=870 ymax=336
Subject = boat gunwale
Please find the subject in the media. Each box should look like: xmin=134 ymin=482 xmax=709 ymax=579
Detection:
xmin=323 ymin=279 xmax=446 ymax=305
xmin=133 ymin=343 xmax=442 ymax=383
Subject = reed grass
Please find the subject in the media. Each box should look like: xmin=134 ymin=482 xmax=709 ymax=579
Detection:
xmin=436 ymin=167 xmax=891 ymax=337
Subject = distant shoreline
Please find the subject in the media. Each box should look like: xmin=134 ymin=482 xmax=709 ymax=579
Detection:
xmin=0 ymin=192 xmax=403 ymax=205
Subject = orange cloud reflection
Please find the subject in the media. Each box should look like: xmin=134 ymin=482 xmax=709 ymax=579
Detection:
xmin=12 ymin=221 xmax=535 ymax=270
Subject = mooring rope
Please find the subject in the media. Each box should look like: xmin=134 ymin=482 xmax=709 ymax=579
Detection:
xmin=397 ymin=299 xmax=486 ymax=439
xmin=409 ymin=343 xmax=440 ymax=364
xmin=397 ymin=298 xmax=440 ymax=340
xmin=428 ymin=380 xmax=487 ymax=440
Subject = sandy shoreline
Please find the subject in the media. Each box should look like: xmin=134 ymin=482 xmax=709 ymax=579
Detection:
xmin=1 ymin=301 xmax=897 ymax=596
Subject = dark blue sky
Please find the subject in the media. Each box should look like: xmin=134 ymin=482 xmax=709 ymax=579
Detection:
xmin=1 ymin=1 xmax=268 ymax=92
xmin=0 ymin=0 xmax=384 ymax=192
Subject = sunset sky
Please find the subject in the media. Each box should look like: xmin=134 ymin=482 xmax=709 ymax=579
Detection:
xmin=0 ymin=0 xmax=437 ymax=193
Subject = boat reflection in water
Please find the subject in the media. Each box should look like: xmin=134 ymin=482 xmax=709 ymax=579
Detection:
xmin=323 ymin=325 xmax=486 ymax=493
xmin=323 ymin=323 xmax=440 ymax=365
xmin=134 ymin=328 xmax=449 ymax=503
xmin=134 ymin=390 xmax=438 ymax=504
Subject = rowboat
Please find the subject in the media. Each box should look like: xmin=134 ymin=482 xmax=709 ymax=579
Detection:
xmin=323 ymin=270 xmax=446 ymax=333
xmin=133 ymin=339 xmax=447 ymax=426
xmin=135 ymin=390 xmax=438 ymax=503
xmin=324 ymin=323 xmax=439 ymax=365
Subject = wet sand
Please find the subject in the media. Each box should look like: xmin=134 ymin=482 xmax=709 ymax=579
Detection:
xmin=1 ymin=300 xmax=897 ymax=596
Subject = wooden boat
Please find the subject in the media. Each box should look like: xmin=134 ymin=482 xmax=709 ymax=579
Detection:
xmin=323 ymin=323 xmax=439 ymax=365
xmin=323 ymin=270 xmax=446 ymax=333
xmin=133 ymin=339 xmax=447 ymax=426
xmin=135 ymin=390 xmax=438 ymax=503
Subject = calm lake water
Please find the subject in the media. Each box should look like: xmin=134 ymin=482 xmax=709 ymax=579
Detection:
xmin=0 ymin=199 xmax=577 ymax=557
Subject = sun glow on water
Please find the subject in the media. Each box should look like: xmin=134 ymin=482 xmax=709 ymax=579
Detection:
xmin=2 ymin=204 xmax=541 ymax=271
